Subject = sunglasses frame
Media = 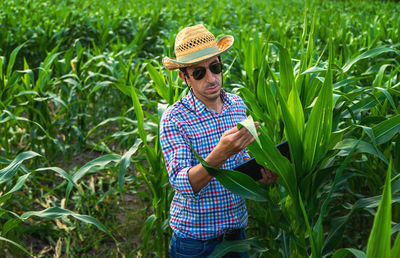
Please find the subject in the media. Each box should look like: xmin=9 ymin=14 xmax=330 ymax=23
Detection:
xmin=190 ymin=62 xmax=223 ymax=81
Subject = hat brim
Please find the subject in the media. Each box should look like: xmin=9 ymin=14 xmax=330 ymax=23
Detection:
xmin=162 ymin=35 xmax=234 ymax=70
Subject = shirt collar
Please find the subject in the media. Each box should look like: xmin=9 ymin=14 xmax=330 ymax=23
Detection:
xmin=182 ymin=88 xmax=233 ymax=116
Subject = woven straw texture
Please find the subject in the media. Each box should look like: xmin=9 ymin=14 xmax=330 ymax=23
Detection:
xmin=163 ymin=24 xmax=234 ymax=70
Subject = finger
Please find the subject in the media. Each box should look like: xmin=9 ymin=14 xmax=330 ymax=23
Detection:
xmin=260 ymin=168 xmax=267 ymax=178
xmin=224 ymin=127 xmax=239 ymax=135
xmin=261 ymin=168 xmax=270 ymax=180
xmin=266 ymin=169 xmax=276 ymax=182
xmin=241 ymin=136 xmax=256 ymax=149
xmin=269 ymin=172 xmax=278 ymax=183
xmin=265 ymin=169 xmax=273 ymax=178
xmin=230 ymin=128 xmax=259 ymax=149
xmin=224 ymin=132 xmax=254 ymax=153
xmin=232 ymin=129 xmax=254 ymax=143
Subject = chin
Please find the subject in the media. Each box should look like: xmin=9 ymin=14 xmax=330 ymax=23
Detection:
xmin=208 ymin=89 xmax=221 ymax=98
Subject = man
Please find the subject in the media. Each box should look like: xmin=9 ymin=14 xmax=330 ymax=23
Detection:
xmin=160 ymin=24 xmax=278 ymax=257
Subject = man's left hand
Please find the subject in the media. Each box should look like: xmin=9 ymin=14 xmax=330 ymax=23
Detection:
xmin=258 ymin=168 xmax=278 ymax=184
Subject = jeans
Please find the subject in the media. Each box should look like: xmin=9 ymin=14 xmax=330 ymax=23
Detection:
xmin=168 ymin=229 xmax=249 ymax=258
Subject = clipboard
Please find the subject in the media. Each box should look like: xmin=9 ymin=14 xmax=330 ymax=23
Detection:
xmin=233 ymin=141 xmax=291 ymax=181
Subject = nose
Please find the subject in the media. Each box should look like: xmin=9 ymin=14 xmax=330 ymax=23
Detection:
xmin=204 ymin=67 xmax=218 ymax=83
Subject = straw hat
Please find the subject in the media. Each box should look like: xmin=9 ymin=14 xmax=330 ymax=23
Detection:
xmin=162 ymin=24 xmax=234 ymax=70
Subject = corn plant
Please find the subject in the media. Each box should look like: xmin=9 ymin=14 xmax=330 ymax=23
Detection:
xmin=0 ymin=151 xmax=115 ymax=255
xmin=332 ymin=159 xmax=400 ymax=258
xmin=1 ymin=0 xmax=400 ymax=255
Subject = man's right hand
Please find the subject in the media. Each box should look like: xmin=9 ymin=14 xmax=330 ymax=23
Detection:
xmin=188 ymin=122 xmax=260 ymax=193
xmin=213 ymin=122 xmax=260 ymax=161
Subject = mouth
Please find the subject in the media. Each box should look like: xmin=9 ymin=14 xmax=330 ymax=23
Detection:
xmin=207 ymin=85 xmax=219 ymax=93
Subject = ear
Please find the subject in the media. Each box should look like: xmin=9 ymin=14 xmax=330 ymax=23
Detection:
xmin=178 ymin=70 xmax=190 ymax=85
xmin=178 ymin=70 xmax=185 ymax=80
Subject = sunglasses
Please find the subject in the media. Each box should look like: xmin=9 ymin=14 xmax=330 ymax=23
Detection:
xmin=190 ymin=62 xmax=222 ymax=80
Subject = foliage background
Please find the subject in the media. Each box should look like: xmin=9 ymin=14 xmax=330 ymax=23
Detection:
xmin=0 ymin=0 xmax=399 ymax=256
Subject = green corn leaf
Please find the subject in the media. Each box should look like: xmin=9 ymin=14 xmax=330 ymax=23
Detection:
xmin=302 ymin=65 xmax=327 ymax=75
xmin=247 ymin=126 xmax=296 ymax=199
xmin=342 ymin=46 xmax=399 ymax=73
xmin=0 ymin=173 xmax=31 ymax=204
xmin=191 ymin=146 xmax=268 ymax=202
xmin=239 ymin=87 xmax=266 ymax=122
xmin=14 ymin=90 xmax=39 ymax=98
xmin=71 ymin=154 xmax=121 ymax=183
xmin=20 ymin=207 xmax=112 ymax=236
xmin=118 ymin=139 xmax=141 ymax=192
xmin=140 ymin=214 xmax=157 ymax=250
xmin=237 ymin=115 xmax=261 ymax=147
xmin=298 ymin=191 xmax=318 ymax=257
xmin=0 ymin=56 xmax=4 ymax=80
xmin=35 ymin=167 xmax=75 ymax=185
xmin=375 ymin=87 xmax=398 ymax=115
xmin=87 ymin=116 xmax=137 ymax=137
xmin=0 ymin=151 xmax=41 ymax=184
xmin=272 ymin=41 xmax=295 ymax=100
xmin=332 ymin=248 xmax=366 ymax=258
xmin=0 ymin=174 xmax=33 ymax=206
xmin=373 ymin=64 xmax=393 ymax=87
xmin=326 ymin=193 xmax=400 ymax=251
xmin=36 ymin=52 xmax=61 ymax=92
xmin=303 ymin=41 xmax=333 ymax=171
xmin=0 ymin=110 xmax=56 ymax=142
xmin=366 ymin=159 xmax=392 ymax=258
xmin=215 ymin=170 xmax=268 ymax=202
xmin=0 ymin=236 xmax=32 ymax=256
xmin=287 ymin=85 xmax=305 ymax=140
xmin=130 ymin=86 xmax=147 ymax=145
xmin=209 ymin=238 xmax=267 ymax=257
xmin=158 ymin=103 xmax=169 ymax=122
xmin=335 ymin=138 xmax=389 ymax=167
xmin=66 ymin=154 xmax=121 ymax=202
xmin=256 ymin=59 xmax=268 ymax=111
xmin=22 ymin=58 xmax=33 ymax=90
xmin=6 ymin=43 xmax=26 ymax=77
xmin=146 ymin=62 xmax=169 ymax=103
xmin=321 ymin=140 xmax=359 ymax=253
xmin=263 ymin=62 xmax=279 ymax=122
xmin=276 ymin=87 xmax=303 ymax=175
xmin=113 ymin=81 xmax=132 ymax=97
xmin=2 ymin=218 xmax=22 ymax=236
xmin=391 ymin=232 xmax=400 ymax=258
xmin=372 ymin=114 xmax=400 ymax=145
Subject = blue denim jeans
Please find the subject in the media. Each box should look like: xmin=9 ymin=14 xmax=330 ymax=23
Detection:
xmin=168 ymin=229 xmax=249 ymax=258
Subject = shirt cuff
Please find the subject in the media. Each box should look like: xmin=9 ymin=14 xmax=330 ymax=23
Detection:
xmin=243 ymin=150 xmax=250 ymax=159
xmin=175 ymin=167 xmax=209 ymax=200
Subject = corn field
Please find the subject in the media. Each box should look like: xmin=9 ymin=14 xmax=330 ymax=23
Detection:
xmin=1 ymin=0 xmax=400 ymax=256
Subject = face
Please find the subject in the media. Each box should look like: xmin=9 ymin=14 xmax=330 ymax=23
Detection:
xmin=179 ymin=57 xmax=222 ymax=105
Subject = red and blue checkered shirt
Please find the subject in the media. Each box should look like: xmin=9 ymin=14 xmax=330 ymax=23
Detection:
xmin=160 ymin=89 xmax=250 ymax=240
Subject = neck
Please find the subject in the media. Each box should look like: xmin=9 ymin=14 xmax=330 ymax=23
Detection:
xmin=206 ymin=98 xmax=223 ymax=113
xmin=192 ymin=89 xmax=224 ymax=113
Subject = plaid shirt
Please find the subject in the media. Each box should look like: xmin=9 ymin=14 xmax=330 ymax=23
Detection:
xmin=160 ymin=89 xmax=249 ymax=240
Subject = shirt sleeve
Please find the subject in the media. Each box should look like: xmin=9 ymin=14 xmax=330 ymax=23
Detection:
xmin=160 ymin=114 xmax=207 ymax=200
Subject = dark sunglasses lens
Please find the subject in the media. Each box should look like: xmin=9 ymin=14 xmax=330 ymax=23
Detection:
xmin=193 ymin=68 xmax=206 ymax=80
xmin=210 ymin=63 xmax=222 ymax=74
